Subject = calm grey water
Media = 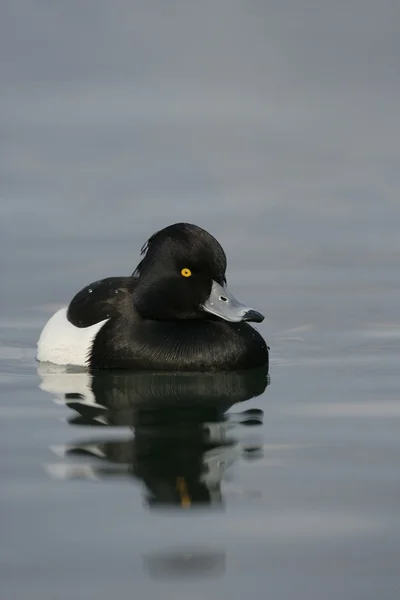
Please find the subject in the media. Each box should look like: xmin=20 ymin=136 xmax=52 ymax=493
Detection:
xmin=2 ymin=2 xmax=400 ymax=599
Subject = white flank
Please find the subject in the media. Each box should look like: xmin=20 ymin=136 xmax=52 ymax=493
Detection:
xmin=37 ymin=307 xmax=109 ymax=366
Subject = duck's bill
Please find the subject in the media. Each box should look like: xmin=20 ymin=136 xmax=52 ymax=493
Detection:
xmin=202 ymin=281 xmax=264 ymax=323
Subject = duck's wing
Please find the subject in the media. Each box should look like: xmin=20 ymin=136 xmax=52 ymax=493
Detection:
xmin=67 ymin=276 xmax=137 ymax=327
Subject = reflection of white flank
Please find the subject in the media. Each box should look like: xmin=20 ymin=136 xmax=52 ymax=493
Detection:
xmin=201 ymin=446 xmax=237 ymax=487
xmin=45 ymin=463 xmax=99 ymax=481
xmin=37 ymin=307 xmax=108 ymax=366
xmin=204 ymin=422 xmax=225 ymax=442
xmin=45 ymin=463 xmax=131 ymax=481
xmin=89 ymin=415 xmax=109 ymax=425
xmin=38 ymin=362 xmax=96 ymax=405
xmin=50 ymin=444 xmax=106 ymax=459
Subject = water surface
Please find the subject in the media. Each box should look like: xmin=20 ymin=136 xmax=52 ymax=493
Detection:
xmin=2 ymin=2 xmax=400 ymax=599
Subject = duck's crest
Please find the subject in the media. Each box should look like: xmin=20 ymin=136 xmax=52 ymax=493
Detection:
xmin=133 ymin=233 xmax=156 ymax=277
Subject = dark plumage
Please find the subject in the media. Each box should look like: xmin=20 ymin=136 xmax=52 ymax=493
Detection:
xmin=41 ymin=223 xmax=269 ymax=371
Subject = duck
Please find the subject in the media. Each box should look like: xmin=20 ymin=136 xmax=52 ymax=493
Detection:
xmin=37 ymin=223 xmax=269 ymax=371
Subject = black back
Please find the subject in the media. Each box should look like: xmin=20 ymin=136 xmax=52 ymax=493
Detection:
xmin=67 ymin=277 xmax=137 ymax=327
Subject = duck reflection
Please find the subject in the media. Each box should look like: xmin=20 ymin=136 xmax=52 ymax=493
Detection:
xmin=143 ymin=547 xmax=226 ymax=579
xmin=39 ymin=366 xmax=269 ymax=509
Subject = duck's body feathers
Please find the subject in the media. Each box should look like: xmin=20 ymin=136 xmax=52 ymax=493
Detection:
xmin=90 ymin=312 xmax=268 ymax=371
xmin=37 ymin=223 xmax=269 ymax=372
xmin=67 ymin=277 xmax=137 ymax=327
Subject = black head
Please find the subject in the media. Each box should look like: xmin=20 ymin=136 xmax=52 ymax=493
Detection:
xmin=132 ymin=223 xmax=226 ymax=320
xmin=132 ymin=223 xmax=264 ymax=323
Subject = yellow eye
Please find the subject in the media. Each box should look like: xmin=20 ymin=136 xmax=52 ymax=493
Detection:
xmin=181 ymin=268 xmax=192 ymax=277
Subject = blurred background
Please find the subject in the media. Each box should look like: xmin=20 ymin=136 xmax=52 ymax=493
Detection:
xmin=1 ymin=2 xmax=400 ymax=599
xmin=2 ymin=0 xmax=399 ymax=322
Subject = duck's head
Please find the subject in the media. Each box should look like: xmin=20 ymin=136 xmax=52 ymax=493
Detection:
xmin=132 ymin=223 xmax=264 ymax=323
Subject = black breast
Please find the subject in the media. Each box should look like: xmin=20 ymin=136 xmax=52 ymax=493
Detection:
xmin=89 ymin=317 xmax=269 ymax=372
